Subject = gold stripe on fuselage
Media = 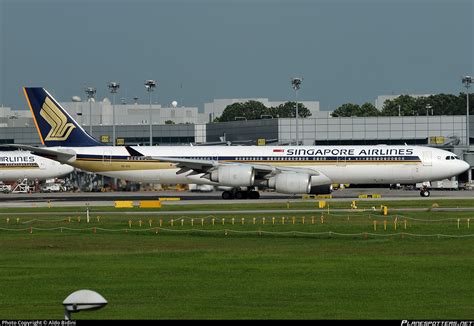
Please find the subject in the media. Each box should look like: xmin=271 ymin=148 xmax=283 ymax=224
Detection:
xmin=73 ymin=159 xmax=176 ymax=172
xmin=72 ymin=158 xmax=420 ymax=172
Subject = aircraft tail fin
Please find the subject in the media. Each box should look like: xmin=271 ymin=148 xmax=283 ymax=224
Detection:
xmin=23 ymin=87 xmax=103 ymax=147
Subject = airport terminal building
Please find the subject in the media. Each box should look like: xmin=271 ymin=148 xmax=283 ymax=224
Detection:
xmin=0 ymin=98 xmax=472 ymax=185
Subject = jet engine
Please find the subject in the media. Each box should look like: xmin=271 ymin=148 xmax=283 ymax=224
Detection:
xmin=210 ymin=165 xmax=255 ymax=187
xmin=267 ymin=173 xmax=312 ymax=194
xmin=265 ymin=171 xmax=333 ymax=194
xmin=308 ymin=173 xmax=333 ymax=194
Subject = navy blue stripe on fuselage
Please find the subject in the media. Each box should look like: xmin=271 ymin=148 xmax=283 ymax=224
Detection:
xmin=75 ymin=154 xmax=421 ymax=163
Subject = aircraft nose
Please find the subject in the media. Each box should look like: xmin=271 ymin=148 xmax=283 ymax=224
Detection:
xmin=459 ymin=160 xmax=470 ymax=174
xmin=61 ymin=164 xmax=74 ymax=175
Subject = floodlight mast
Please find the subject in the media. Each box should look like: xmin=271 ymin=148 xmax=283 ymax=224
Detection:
xmin=425 ymin=103 xmax=432 ymax=140
xmin=425 ymin=103 xmax=432 ymax=116
xmin=145 ymin=80 xmax=157 ymax=146
xmin=84 ymin=87 xmax=96 ymax=136
xmin=108 ymin=81 xmax=120 ymax=146
xmin=462 ymin=76 xmax=472 ymax=148
xmin=291 ymin=78 xmax=302 ymax=145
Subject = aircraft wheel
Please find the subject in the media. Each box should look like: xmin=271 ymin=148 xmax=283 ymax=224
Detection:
xmin=420 ymin=189 xmax=430 ymax=197
xmin=222 ymin=191 xmax=233 ymax=200
xmin=235 ymin=191 xmax=247 ymax=199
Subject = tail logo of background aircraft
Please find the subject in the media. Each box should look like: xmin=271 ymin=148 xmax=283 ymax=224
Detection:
xmin=40 ymin=97 xmax=76 ymax=141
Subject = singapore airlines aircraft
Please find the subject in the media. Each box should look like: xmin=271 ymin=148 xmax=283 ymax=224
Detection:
xmin=12 ymin=87 xmax=470 ymax=199
xmin=0 ymin=150 xmax=74 ymax=182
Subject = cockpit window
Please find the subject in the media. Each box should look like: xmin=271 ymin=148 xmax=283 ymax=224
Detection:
xmin=446 ymin=156 xmax=459 ymax=160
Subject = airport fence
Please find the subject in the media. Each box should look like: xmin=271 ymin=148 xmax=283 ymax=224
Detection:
xmin=1 ymin=211 xmax=473 ymax=239
xmin=0 ymin=226 xmax=473 ymax=239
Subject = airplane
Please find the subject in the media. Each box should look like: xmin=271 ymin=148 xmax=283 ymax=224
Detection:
xmin=10 ymin=87 xmax=470 ymax=199
xmin=0 ymin=150 xmax=74 ymax=182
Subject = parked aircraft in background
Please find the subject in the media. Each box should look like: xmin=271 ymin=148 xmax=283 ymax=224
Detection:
xmin=11 ymin=87 xmax=470 ymax=199
xmin=0 ymin=150 xmax=74 ymax=182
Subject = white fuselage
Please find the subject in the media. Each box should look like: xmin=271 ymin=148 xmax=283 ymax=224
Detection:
xmin=52 ymin=145 xmax=469 ymax=186
xmin=0 ymin=151 xmax=74 ymax=182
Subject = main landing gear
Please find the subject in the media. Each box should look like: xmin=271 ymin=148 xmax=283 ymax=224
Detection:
xmin=221 ymin=187 xmax=260 ymax=200
xmin=419 ymin=186 xmax=431 ymax=197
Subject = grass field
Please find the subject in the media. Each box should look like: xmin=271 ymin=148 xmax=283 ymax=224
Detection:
xmin=0 ymin=203 xmax=473 ymax=320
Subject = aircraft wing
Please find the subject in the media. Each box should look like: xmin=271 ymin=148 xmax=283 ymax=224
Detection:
xmin=152 ymin=156 xmax=218 ymax=174
xmin=125 ymin=146 xmax=323 ymax=178
xmin=1 ymin=144 xmax=76 ymax=164
xmin=145 ymin=156 xmax=322 ymax=178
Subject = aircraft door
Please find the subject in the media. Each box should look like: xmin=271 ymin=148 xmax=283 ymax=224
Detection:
xmin=102 ymin=151 xmax=112 ymax=166
xmin=422 ymin=151 xmax=432 ymax=166
xmin=334 ymin=155 xmax=348 ymax=184
xmin=337 ymin=155 xmax=346 ymax=166
xmin=38 ymin=158 xmax=47 ymax=170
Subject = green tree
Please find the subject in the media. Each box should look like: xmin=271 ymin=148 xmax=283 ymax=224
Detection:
xmin=426 ymin=93 xmax=467 ymax=115
xmin=164 ymin=120 xmax=175 ymax=125
xmin=331 ymin=103 xmax=361 ymax=117
xmin=331 ymin=102 xmax=380 ymax=117
xmin=461 ymin=93 xmax=474 ymax=115
xmin=380 ymin=95 xmax=418 ymax=116
xmin=270 ymin=102 xmax=311 ymax=118
xmin=217 ymin=101 xmax=269 ymax=122
xmin=216 ymin=100 xmax=313 ymax=122
xmin=380 ymin=93 xmax=472 ymax=116
xmin=359 ymin=103 xmax=380 ymax=116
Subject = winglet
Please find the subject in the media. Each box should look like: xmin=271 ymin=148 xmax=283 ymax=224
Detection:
xmin=23 ymin=87 xmax=103 ymax=147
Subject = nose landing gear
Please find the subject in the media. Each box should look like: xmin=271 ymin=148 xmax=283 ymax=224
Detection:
xmin=420 ymin=186 xmax=431 ymax=197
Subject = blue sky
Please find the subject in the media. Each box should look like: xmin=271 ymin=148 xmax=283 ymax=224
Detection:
xmin=0 ymin=0 xmax=472 ymax=111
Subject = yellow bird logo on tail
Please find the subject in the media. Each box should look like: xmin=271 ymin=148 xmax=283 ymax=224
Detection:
xmin=40 ymin=97 xmax=76 ymax=141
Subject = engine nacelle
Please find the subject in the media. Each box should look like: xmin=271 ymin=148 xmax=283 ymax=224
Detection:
xmin=210 ymin=165 xmax=255 ymax=187
xmin=268 ymin=173 xmax=312 ymax=194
